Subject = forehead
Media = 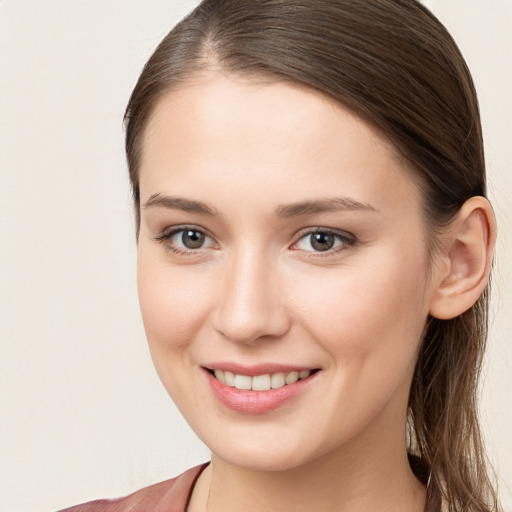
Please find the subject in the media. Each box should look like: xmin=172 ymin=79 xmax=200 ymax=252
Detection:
xmin=139 ymin=72 xmax=421 ymax=218
xmin=143 ymin=71 xmax=395 ymax=159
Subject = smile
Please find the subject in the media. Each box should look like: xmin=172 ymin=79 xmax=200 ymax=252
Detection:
xmin=212 ymin=369 xmax=312 ymax=391
xmin=204 ymin=366 xmax=319 ymax=414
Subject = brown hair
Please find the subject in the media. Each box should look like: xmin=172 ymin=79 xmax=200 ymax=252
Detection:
xmin=124 ymin=1 xmax=500 ymax=510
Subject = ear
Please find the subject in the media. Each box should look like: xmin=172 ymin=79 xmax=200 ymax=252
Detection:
xmin=429 ymin=196 xmax=496 ymax=320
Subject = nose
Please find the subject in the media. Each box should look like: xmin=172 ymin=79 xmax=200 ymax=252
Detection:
xmin=212 ymin=248 xmax=291 ymax=345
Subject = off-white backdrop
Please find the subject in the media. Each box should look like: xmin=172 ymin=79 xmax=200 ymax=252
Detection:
xmin=0 ymin=1 xmax=510 ymax=511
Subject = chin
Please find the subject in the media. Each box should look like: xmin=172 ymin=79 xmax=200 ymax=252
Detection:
xmin=199 ymin=425 xmax=327 ymax=473
xmin=215 ymin=446 xmax=310 ymax=473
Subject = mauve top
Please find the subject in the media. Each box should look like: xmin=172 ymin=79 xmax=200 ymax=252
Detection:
xmin=56 ymin=464 xmax=209 ymax=512
xmin=56 ymin=461 xmax=441 ymax=512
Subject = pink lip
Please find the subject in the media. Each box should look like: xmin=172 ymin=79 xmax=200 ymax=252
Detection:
xmin=203 ymin=367 xmax=319 ymax=414
xmin=204 ymin=362 xmax=315 ymax=377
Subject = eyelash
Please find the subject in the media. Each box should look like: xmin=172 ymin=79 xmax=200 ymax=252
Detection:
xmin=292 ymin=227 xmax=357 ymax=257
xmin=154 ymin=225 xmax=217 ymax=256
xmin=154 ymin=225 xmax=357 ymax=257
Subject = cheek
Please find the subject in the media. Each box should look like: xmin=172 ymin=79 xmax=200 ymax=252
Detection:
xmin=292 ymin=249 xmax=430 ymax=373
xmin=286 ymin=254 xmax=430 ymax=441
xmin=136 ymin=247 xmax=216 ymax=414
xmin=136 ymin=246 xmax=212 ymax=352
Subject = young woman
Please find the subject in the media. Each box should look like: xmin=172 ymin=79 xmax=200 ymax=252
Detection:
xmin=60 ymin=1 xmax=501 ymax=511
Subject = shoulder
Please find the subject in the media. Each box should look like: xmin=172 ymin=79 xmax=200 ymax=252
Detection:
xmin=56 ymin=463 xmax=209 ymax=512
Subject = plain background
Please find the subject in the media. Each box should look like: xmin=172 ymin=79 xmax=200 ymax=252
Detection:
xmin=0 ymin=1 xmax=510 ymax=511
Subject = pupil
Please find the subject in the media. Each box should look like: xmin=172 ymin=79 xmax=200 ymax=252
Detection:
xmin=311 ymin=232 xmax=334 ymax=251
xmin=182 ymin=230 xmax=205 ymax=249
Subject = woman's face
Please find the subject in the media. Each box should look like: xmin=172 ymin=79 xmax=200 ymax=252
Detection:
xmin=137 ymin=73 xmax=439 ymax=471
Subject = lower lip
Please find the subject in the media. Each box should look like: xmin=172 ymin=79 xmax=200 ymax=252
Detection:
xmin=204 ymin=369 xmax=318 ymax=414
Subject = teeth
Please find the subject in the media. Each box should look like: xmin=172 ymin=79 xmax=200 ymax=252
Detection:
xmin=252 ymin=374 xmax=271 ymax=391
xmin=213 ymin=369 xmax=312 ymax=391
xmin=271 ymin=372 xmax=286 ymax=389
xmin=224 ymin=371 xmax=235 ymax=387
xmin=234 ymin=374 xmax=252 ymax=390
xmin=285 ymin=371 xmax=299 ymax=385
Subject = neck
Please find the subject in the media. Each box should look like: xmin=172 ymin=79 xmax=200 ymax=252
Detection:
xmin=189 ymin=428 xmax=426 ymax=512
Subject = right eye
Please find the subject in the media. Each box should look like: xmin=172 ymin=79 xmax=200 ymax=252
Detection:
xmin=155 ymin=226 xmax=217 ymax=254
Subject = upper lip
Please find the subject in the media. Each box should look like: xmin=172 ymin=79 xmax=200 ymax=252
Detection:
xmin=203 ymin=362 xmax=319 ymax=376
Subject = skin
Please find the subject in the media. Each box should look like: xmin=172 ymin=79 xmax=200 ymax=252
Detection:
xmin=136 ymin=72 xmax=494 ymax=512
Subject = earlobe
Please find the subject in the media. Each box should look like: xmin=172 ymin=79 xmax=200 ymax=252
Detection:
xmin=429 ymin=197 xmax=496 ymax=320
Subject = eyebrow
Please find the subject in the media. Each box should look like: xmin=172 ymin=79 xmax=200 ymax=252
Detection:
xmin=276 ymin=197 xmax=377 ymax=217
xmin=143 ymin=193 xmax=218 ymax=216
xmin=143 ymin=193 xmax=377 ymax=218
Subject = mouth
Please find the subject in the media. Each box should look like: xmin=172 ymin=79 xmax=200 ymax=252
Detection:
xmin=208 ymin=368 xmax=316 ymax=391
xmin=203 ymin=366 xmax=320 ymax=414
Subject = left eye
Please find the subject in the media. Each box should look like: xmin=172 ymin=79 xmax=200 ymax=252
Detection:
xmin=294 ymin=231 xmax=350 ymax=252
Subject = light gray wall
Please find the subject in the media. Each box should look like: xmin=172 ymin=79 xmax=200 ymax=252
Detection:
xmin=0 ymin=1 xmax=510 ymax=511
